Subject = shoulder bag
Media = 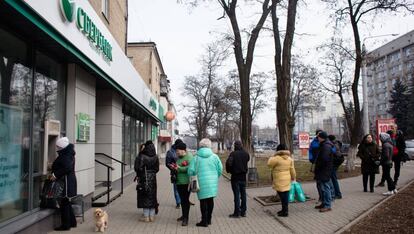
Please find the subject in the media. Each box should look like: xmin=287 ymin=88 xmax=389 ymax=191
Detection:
xmin=189 ymin=156 xmax=200 ymax=193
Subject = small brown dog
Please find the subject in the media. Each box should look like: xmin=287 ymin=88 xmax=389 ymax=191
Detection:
xmin=94 ymin=208 xmax=108 ymax=232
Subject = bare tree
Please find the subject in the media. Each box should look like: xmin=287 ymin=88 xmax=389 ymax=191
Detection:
xmin=322 ymin=0 xmax=414 ymax=169
xmin=180 ymin=0 xmax=272 ymax=154
xmin=271 ymin=0 xmax=299 ymax=151
xmin=227 ymin=70 xmax=270 ymax=121
xmin=183 ymin=42 xmax=228 ymax=146
xmin=290 ymin=58 xmax=321 ymax=123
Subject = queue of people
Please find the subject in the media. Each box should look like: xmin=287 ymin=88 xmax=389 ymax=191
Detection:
xmin=47 ymin=125 xmax=407 ymax=230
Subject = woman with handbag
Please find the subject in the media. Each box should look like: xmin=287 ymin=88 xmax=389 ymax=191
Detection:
xmin=174 ymin=142 xmax=193 ymax=226
xmin=267 ymin=144 xmax=296 ymax=217
xmin=50 ymin=137 xmax=77 ymax=231
xmin=188 ymin=138 xmax=222 ymax=227
xmin=134 ymin=141 xmax=159 ymax=222
xmin=357 ymin=134 xmax=381 ymax=193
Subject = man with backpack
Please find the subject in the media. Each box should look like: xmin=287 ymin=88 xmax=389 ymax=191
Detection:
xmin=314 ymin=131 xmax=334 ymax=212
xmin=329 ymin=135 xmax=344 ymax=199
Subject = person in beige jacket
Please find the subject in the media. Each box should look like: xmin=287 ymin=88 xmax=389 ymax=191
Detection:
xmin=267 ymin=144 xmax=296 ymax=217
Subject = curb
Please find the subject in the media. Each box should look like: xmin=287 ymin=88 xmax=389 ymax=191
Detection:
xmin=335 ymin=178 xmax=414 ymax=234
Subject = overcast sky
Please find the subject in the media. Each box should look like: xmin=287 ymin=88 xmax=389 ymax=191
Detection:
xmin=127 ymin=0 xmax=414 ymax=134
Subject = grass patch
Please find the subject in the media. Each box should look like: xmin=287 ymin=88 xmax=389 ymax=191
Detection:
xmin=219 ymin=153 xmax=360 ymax=187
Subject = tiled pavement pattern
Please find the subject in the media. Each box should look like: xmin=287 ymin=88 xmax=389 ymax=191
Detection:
xmin=51 ymin=161 xmax=414 ymax=234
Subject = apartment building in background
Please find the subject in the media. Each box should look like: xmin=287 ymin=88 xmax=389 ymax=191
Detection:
xmin=366 ymin=30 xmax=414 ymax=130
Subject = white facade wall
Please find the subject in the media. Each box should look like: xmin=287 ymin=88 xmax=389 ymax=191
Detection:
xmin=66 ymin=64 xmax=96 ymax=197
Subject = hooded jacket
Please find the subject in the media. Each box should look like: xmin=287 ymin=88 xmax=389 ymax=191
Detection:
xmin=380 ymin=133 xmax=393 ymax=167
xmin=52 ymin=144 xmax=77 ymax=197
xmin=267 ymin=150 xmax=296 ymax=192
xmin=308 ymin=138 xmax=320 ymax=163
xmin=134 ymin=143 xmax=159 ymax=208
xmin=188 ymin=147 xmax=223 ymax=200
xmin=225 ymin=142 xmax=250 ymax=181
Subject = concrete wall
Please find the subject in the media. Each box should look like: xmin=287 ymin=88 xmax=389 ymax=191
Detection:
xmin=66 ymin=64 xmax=96 ymax=197
xmin=127 ymin=44 xmax=162 ymax=98
xmin=88 ymin=0 xmax=127 ymax=53
xmin=95 ymin=90 xmax=123 ymax=182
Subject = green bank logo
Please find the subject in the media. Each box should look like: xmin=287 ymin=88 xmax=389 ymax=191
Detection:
xmin=58 ymin=0 xmax=113 ymax=62
xmin=60 ymin=0 xmax=75 ymax=22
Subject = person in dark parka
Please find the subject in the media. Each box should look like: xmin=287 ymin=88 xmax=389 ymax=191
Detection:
xmin=135 ymin=141 xmax=159 ymax=222
xmin=314 ymin=131 xmax=334 ymax=212
xmin=51 ymin=137 xmax=77 ymax=231
xmin=226 ymin=140 xmax=250 ymax=218
xmin=357 ymin=134 xmax=381 ymax=193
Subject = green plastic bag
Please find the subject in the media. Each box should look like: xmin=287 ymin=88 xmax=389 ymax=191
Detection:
xmin=288 ymin=183 xmax=296 ymax=202
xmin=294 ymin=182 xmax=306 ymax=202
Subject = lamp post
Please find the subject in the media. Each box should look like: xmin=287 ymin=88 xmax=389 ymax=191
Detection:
xmin=361 ymin=34 xmax=398 ymax=135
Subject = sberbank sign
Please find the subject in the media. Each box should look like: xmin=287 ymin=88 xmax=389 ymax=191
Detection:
xmin=60 ymin=0 xmax=113 ymax=62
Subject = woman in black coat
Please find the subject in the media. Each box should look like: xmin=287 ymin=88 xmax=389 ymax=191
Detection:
xmin=51 ymin=137 xmax=77 ymax=231
xmin=134 ymin=141 xmax=159 ymax=222
xmin=357 ymin=134 xmax=380 ymax=193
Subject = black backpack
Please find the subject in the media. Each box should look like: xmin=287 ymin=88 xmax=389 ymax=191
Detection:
xmin=332 ymin=142 xmax=344 ymax=167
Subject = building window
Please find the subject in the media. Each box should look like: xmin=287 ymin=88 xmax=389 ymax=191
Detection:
xmin=0 ymin=27 xmax=66 ymax=222
xmin=102 ymin=0 xmax=109 ymax=20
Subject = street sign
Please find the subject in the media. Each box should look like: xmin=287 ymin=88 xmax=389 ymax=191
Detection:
xmin=376 ymin=118 xmax=396 ymax=144
xmin=298 ymin=132 xmax=310 ymax=149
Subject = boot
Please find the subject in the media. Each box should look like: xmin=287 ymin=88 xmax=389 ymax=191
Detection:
xmin=149 ymin=216 xmax=155 ymax=222
xmin=140 ymin=216 xmax=150 ymax=222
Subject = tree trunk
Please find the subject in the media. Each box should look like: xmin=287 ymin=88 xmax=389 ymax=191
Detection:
xmin=348 ymin=11 xmax=363 ymax=171
xmin=272 ymin=0 xmax=298 ymax=152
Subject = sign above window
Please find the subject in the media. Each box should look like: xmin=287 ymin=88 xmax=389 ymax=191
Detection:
xmin=59 ymin=0 xmax=113 ymax=62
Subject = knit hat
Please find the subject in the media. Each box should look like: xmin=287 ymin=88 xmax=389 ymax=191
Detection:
xmin=318 ymin=131 xmax=328 ymax=140
xmin=175 ymin=142 xmax=187 ymax=150
xmin=174 ymin=139 xmax=183 ymax=146
xmin=56 ymin=137 xmax=70 ymax=149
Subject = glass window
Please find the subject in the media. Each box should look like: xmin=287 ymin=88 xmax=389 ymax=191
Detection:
xmin=102 ymin=0 xmax=109 ymax=20
xmin=32 ymin=51 xmax=65 ymax=208
xmin=0 ymin=28 xmax=31 ymax=223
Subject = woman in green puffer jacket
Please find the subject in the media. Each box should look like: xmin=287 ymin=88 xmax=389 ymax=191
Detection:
xmin=188 ymin=138 xmax=223 ymax=227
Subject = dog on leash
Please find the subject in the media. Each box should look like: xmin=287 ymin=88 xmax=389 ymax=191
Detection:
xmin=94 ymin=208 xmax=108 ymax=232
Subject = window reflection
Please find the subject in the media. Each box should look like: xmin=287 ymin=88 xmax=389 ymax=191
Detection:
xmin=0 ymin=28 xmax=30 ymax=223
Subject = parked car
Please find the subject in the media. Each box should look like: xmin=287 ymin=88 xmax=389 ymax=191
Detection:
xmin=254 ymin=147 xmax=265 ymax=153
xmin=405 ymin=140 xmax=414 ymax=160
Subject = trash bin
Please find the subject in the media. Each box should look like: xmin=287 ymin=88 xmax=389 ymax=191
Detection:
xmin=248 ymin=167 xmax=258 ymax=182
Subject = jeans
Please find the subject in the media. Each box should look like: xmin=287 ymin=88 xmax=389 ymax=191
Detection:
xmin=362 ymin=173 xmax=375 ymax=192
xmin=331 ymin=168 xmax=342 ymax=198
xmin=277 ymin=191 xmax=289 ymax=213
xmin=200 ymin=198 xmax=214 ymax=225
xmin=316 ymin=182 xmax=322 ymax=202
xmin=173 ymin=183 xmax=181 ymax=205
xmin=177 ymin=184 xmax=191 ymax=219
xmin=143 ymin=208 xmax=155 ymax=217
xmin=383 ymin=166 xmax=395 ymax=191
xmin=393 ymin=158 xmax=401 ymax=185
xmin=59 ymin=197 xmax=76 ymax=229
xmin=231 ymin=180 xmax=247 ymax=216
xmin=318 ymin=180 xmax=332 ymax=209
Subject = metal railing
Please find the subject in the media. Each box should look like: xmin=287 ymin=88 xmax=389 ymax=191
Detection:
xmin=92 ymin=153 xmax=127 ymax=207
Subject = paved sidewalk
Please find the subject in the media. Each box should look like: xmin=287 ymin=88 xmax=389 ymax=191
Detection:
xmin=50 ymin=161 xmax=414 ymax=234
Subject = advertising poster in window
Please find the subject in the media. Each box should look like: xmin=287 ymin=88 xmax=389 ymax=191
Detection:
xmin=298 ymin=132 xmax=310 ymax=149
xmin=0 ymin=104 xmax=23 ymax=205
